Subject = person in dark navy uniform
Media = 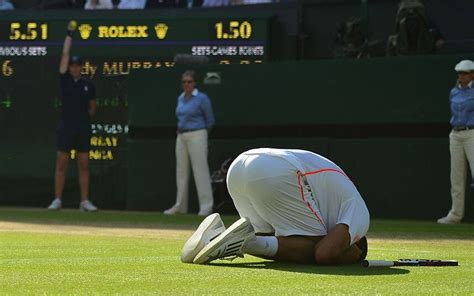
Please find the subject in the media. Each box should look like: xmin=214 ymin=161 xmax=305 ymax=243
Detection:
xmin=47 ymin=21 xmax=98 ymax=212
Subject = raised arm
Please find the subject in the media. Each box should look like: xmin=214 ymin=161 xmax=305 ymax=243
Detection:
xmin=59 ymin=21 xmax=77 ymax=74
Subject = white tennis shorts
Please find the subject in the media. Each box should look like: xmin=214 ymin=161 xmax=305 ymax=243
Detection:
xmin=226 ymin=150 xmax=370 ymax=244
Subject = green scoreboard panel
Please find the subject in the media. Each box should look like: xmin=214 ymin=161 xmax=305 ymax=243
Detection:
xmin=0 ymin=11 xmax=270 ymax=207
xmin=0 ymin=12 xmax=271 ymax=159
xmin=0 ymin=13 xmax=269 ymax=62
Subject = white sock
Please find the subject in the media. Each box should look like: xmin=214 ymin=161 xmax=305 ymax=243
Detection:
xmin=243 ymin=236 xmax=278 ymax=257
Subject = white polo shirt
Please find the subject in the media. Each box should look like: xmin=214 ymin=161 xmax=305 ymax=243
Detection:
xmin=228 ymin=148 xmax=370 ymax=243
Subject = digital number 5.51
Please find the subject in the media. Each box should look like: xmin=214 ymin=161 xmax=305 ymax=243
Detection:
xmin=9 ymin=22 xmax=48 ymax=41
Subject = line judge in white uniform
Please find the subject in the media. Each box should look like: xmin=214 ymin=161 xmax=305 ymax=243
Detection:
xmin=164 ymin=70 xmax=215 ymax=216
xmin=181 ymin=148 xmax=370 ymax=265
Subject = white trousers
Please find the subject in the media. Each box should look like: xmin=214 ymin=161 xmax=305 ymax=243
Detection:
xmin=174 ymin=129 xmax=213 ymax=213
xmin=449 ymin=129 xmax=474 ymax=220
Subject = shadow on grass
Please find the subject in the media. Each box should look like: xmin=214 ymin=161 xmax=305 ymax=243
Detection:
xmin=209 ymin=261 xmax=410 ymax=276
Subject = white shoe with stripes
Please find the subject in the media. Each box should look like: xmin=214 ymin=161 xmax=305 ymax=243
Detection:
xmin=193 ymin=217 xmax=255 ymax=264
xmin=181 ymin=213 xmax=226 ymax=263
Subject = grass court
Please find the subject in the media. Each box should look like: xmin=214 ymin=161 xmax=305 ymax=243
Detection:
xmin=0 ymin=207 xmax=473 ymax=295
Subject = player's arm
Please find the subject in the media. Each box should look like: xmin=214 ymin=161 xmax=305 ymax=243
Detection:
xmin=313 ymin=224 xmax=361 ymax=265
xmin=59 ymin=21 xmax=77 ymax=74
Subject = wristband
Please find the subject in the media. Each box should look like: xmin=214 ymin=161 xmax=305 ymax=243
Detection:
xmin=66 ymin=30 xmax=74 ymax=37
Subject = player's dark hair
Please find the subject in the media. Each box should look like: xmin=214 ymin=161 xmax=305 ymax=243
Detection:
xmin=356 ymin=236 xmax=368 ymax=262
xmin=182 ymin=70 xmax=197 ymax=83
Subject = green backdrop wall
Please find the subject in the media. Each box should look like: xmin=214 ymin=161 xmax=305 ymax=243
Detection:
xmin=130 ymin=55 xmax=464 ymax=128
xmin=1 ymin=55 xmax=473 ymax=221
xmin=127 ymin=55 xmax=473 ymax=221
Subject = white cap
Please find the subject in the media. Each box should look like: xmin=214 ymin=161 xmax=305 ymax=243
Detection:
xmin=454 ymin=60 xmax=474 ymax=72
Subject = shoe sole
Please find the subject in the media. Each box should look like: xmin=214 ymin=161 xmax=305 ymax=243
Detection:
xmin=181 ymin=213 xmax=224 ymax=263
xmin=164 ymin=209 xmax=187 ymax=215
xmin=80 ymin=208 xmax=98 ymax=212
xmin=193 ymin=217 xmax=251 ymax=265
xmin=437 ymin=220 xmax=460 ymax=224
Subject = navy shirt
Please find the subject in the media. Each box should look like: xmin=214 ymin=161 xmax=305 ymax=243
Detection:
xmin=59 ymin=73 xmax=96 ymax=130
xmin=449 ymin=82 xmax=474 ymax=127
xmin=176 ymin=89 xmax=215 ymax=131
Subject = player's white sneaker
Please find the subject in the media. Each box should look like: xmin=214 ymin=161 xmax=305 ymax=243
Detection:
xmin=181 ymin=213 xmax=226 ymax=263
xmin=437 ymin=215 xmax=460 ymax=224
xmin=47 ymin=198 xmax=62 ymax=211
xmin=80 ymin=200 xmax=98 ymax=212
xmin=193 ymin=217 xmax=255 ymax=264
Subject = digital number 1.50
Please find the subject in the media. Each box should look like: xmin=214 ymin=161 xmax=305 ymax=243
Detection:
xmin=10 ymin=22 xmax=48 ymax=41
xmin=215 ymin=21 xmax=252 ymax=40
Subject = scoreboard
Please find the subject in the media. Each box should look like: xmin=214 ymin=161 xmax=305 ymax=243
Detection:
xmin=0 ymin=11 xmax=271 ymax=207
xmin=0 ymin=11 xmax=271 ymax=161
xmin=0 ymin=14 xmax=269 ymax=62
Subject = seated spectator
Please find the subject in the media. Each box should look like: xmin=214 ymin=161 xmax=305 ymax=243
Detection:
xmin=0 ymin=0 xmax=14 ymax=9
xmin=85 ymin=0 xmax=113 ymax=9
xmin=202 ymin=0 xmax=229 ymax=7
xmin=387 ymin=0 xmax=443 ymax=56
xmin=117 ymin=0 xmax=146 ymax=9
xmin=230 ymin=0 xmax=270 ymax=4
xmin=145 ymin=0 xmax=175 ymax=8
xmin=240 ymin=0 xmax=271 ymax=4
xmin=333 ymin=17 xmax=384 ymax=59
